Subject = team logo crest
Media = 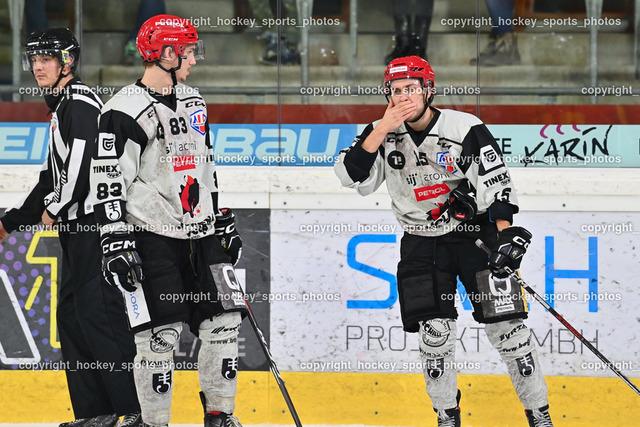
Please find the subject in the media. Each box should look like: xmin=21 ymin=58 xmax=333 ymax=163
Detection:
xmin=179 ymin=175 xmax=201 ymax=217
xmin=104 ymin=200 xmax=122 ymax=221
xmin=426 ymin=358 xmax=445 ymax=379
xmin=515 ymin=353 xmax=536 ymax=377
xmin=190 ymin=109 xmax=207 ymax=135
xmin=152 ymin=370 xmax=172 ymax=394
xmin=436 ymin=151 xmax=457 ymax=174
xmin=222 ymin=357 xmax=238 ymax=380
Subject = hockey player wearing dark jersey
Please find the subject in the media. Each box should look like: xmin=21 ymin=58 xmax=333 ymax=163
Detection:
xmin=89 ymin=15 xmax=246 ymax=427
xmin=0 ymin=29 xmax=141 ymax=427
xmin=335 ymin=56 xmax=553 ymax=427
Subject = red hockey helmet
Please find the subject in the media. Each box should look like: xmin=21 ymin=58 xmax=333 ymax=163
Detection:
xmin=136 ymin=14 xmax=204 ymax=62
xmin=383 ymin=56 xmax=435 ymax=103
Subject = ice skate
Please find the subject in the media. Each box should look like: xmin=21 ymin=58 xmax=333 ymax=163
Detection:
xmin=117 ymin=412 xmax=142 ymax=427
xmin=201 ymin=391 xmax=243 ymax=427
xmin=60 ymin=414 xmax=118 ymax=427
xmin=525 ymin=404 xmax=554 ymax=426
xmin=433 ymin=389 xmax=461 ymax=427
xmin=59 ymin=419 xmax=89 ymax=427
xmin=435 ymin=407 xmax=460 ymax=427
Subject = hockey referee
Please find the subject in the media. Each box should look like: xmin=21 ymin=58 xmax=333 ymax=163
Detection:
xmin=0 ymin=29 xmax=141 ymax=427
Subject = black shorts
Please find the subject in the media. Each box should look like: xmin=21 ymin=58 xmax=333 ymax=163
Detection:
xmin=133 ymin=231 xmax=244 ymax=333
xmin=396 ymin=223 xmax=528 ymax=332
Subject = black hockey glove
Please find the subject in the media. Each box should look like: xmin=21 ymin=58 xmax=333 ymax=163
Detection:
xmin=101 ymin=231 xmax=144 ymax=292
xmin=214 ymin=208 xmax=243 ymax=266
xmin=489 ymin=226 xmax=532 ymax=278
xmin=427 ymin=184 xmax=477 ymax=222
xmin=448 ymin=186 xmax=477 ymax=222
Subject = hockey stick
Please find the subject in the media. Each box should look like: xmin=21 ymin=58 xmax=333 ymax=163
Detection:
xmin=242 ymin=295 xmax=303 ymax=426
xmin=476 ymin=239 xmax=640 ymax=398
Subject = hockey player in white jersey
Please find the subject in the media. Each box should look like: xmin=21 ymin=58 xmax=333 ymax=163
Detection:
xmin=90 ymin=15 xmax=246 ymax=427
xmin=335 ymin=56 xmax=554 ymax=427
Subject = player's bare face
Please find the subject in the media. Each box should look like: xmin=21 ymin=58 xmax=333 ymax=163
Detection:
xmin=389 ymin=79 xmax=428 ymax=122
xmin=175 ymin=46 xmax=197 ymax=82
xmin=30 ymin=54 xmax=62 ymax=88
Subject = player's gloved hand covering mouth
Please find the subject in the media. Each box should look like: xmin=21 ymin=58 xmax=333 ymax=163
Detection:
xmin=100 ymin=231 xmax=144 ymax=292
xmin=489 ymin=226 xmax=532 ymax=278
xmin=214 ymin=207 xmax=243 ymax=266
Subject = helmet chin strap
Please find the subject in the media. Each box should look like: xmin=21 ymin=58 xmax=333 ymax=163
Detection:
xmin=155 ymin=55 xmax=184 ymax=87
xmin=43 ymin=58 xmax=73 ymax=95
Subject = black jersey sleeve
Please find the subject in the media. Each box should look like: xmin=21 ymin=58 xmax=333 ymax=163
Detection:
xmin=341 ymin=124 xmax=379 ymax=182
xmin=335 ymin=123 xmax=387 ymax=196
xmin=459 ymin=123 xmax=519 ymax=224
xmin=45 ymin=99 xmax=100 ymax=218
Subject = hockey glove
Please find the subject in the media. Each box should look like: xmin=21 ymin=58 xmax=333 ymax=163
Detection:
xmin=489 ymin=226 xmax=532 ymax=278
xmin=101 ymin=231 xmax=144 ymax=292
xmin=427 ymin=184 xmax=477 ymax=222
xmin=214 ymin=208 xmax=243 ymax=266
xmin=448 ymin=186 xmax=477 ymax=222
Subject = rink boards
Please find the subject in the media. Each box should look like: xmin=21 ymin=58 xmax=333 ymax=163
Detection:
xmin=1 ymin=370 xmax=639 ymax=426
xmin=1 ymin=103 xmax=640 ymax=425
xmin=1 ymin=166 xmax=640 ymax=425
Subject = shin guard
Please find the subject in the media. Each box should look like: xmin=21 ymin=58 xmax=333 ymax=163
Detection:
xmin=418 ymin=318 xmax=459 ymax=411
xmin=133 ymin=322 xmax=183 ymax=426
xmin=485 ymin=319 xmax=549 ymax=409
xmin=198 ymin=311 xmax=242 ymax=414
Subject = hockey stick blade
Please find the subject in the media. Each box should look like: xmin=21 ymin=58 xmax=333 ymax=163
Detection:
xmin=242 ymin=293 xmax=304 ymax=426
xmin=475 ymin=239 xmax=640 ymax=398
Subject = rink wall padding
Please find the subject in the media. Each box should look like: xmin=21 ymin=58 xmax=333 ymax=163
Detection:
xmin=2 ymin=103 xmax=640 ymax=425
xmin=0 ymin=209 xmax=271 ymax=373
xmin=1 ymin=370 xmax=639 ymax=425
xmin=2 ymin=207 xmax=640 ymax=424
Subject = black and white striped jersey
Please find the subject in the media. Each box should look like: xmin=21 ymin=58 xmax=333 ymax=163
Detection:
xmin=335 ymin=107 xmax=519 ymax=237
xmin=1 ymin=78 xmax=102 ymax=232
xmin=90 ymin=81 xmax=219 ymax=239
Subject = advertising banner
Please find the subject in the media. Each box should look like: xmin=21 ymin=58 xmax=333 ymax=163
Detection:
xmin=0 ymin=209 xmax=271 ymax=372
xmin=2 ymin=123 xmax=639 ymax=167
xmin=270 ymin=209 xmax=640 ymax=378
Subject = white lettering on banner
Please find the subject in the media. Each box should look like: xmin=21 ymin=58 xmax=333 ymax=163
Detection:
xmin=297 ymin=128 xmax=340 ymax=158
xmin=4 ymin=123 xmax=640 ymax=166
xmin=0 ymin=127 xmax=30 ymax=160
xmin=32 ymin=127 xmax=47 ymax=160
xmin=210 ymin=126 xmax=343 ymax=165
xmin=0 ymin=126 xmax=48 ymax=162
xmin=256 ymin=128 xmax=296 ymax=160
xmin=212 ymin=128 xmax=255 ymax=157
